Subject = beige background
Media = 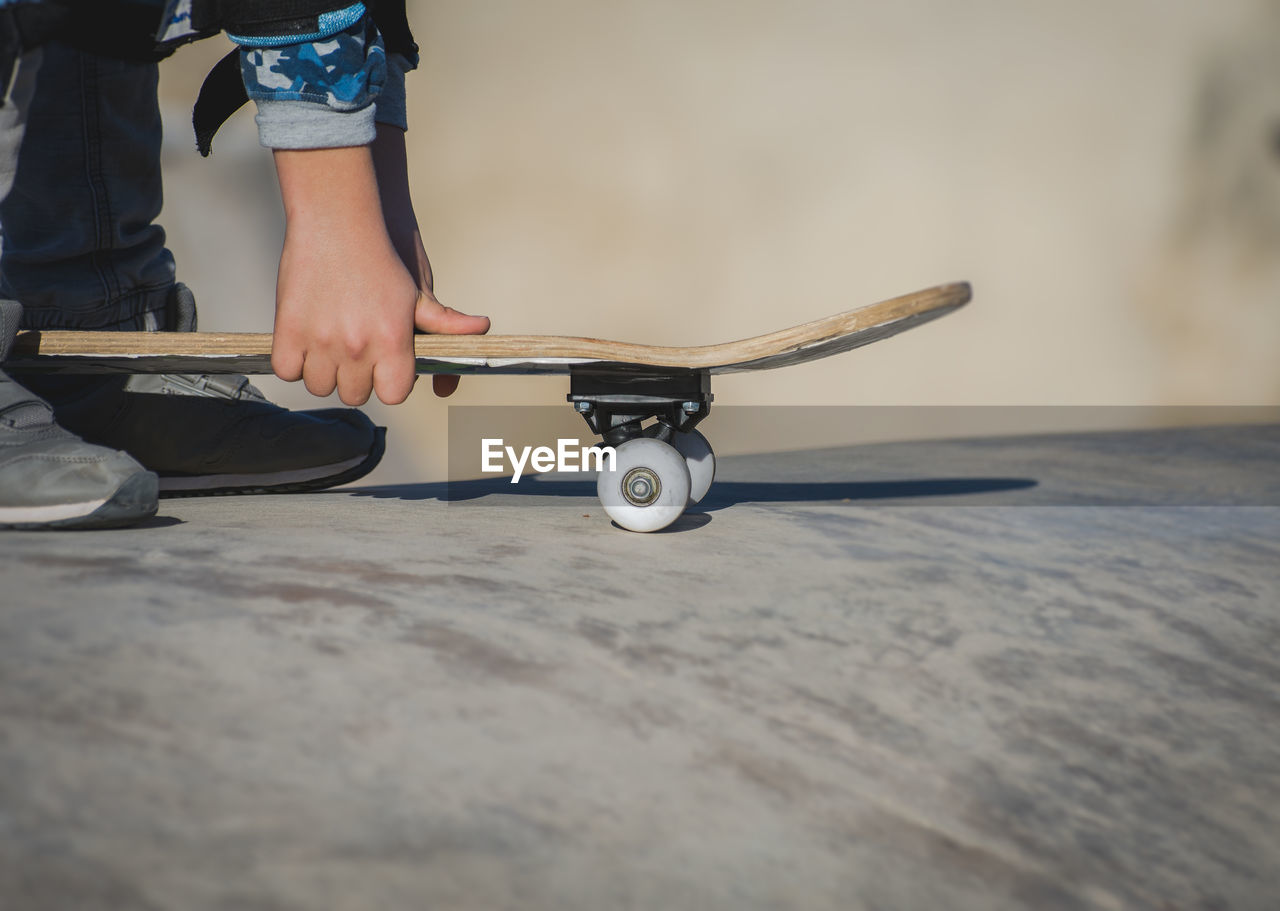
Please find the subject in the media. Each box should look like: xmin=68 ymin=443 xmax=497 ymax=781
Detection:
xmin=156 ymin=0 xmax=1280 ymax=483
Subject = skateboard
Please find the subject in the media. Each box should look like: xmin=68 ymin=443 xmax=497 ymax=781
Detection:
xmin=9 ymin=281 xmax=971 ymax=531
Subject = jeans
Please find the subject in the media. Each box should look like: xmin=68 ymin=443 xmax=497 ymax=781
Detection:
xmin=0 ymin=42 xmax=176 ymax=331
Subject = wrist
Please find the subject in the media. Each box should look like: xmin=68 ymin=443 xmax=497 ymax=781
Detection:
xmin=274 ymin=146 xmax=384 ymax=228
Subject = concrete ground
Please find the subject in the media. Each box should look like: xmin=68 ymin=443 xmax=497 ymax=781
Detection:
xmin=2 ymin=424 xmax=1278 ymax=910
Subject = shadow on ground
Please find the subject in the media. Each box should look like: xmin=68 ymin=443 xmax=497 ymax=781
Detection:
xmin=344 ymin=423 xmax=1280 ymax=508
xmin=346 ymin=476 xmax=1039 ymax=507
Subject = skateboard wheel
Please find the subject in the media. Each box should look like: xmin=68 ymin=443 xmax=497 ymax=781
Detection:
xmin=671 ymin=429 xmax=715 ymax=505
xmin=598 ymin=438 xmax=691 ymax=532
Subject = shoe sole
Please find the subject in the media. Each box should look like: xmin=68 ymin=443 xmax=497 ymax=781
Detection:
xmin=159 ymin=427 xmax=387 ymax=497
xmin=0 ymin=470 xmax=159 ymax=530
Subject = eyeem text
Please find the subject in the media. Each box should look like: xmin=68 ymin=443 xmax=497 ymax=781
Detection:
xmin=481 ymin=439 xmax=616 ymax=483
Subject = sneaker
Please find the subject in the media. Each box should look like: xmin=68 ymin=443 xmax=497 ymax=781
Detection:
xmin=0 ymin=300 xmax=158 ymax=529
xmin=17 ymin=284 xmax=386 ymax=497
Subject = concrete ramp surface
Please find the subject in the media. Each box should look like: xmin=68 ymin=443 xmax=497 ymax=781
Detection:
xmin=2 ymin=425 xmax=1278 ymax=910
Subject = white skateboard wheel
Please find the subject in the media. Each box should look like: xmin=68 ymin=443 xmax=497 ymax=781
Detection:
xmin=597 ymin=438 xmax=691 ymax=532
xmin=671 ymin=429 xmax=716 ymax=504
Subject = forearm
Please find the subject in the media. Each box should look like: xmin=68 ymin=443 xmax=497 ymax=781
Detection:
xmin=243 ymin=7 xmax=486 ymax=405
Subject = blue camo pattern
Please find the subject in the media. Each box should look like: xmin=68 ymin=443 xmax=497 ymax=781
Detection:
xmin=240 ymin=17 xmax=386 ymax=112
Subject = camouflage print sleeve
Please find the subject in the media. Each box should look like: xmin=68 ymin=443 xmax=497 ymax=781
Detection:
xmin=236 ymin=12 xmax=391 ymax=149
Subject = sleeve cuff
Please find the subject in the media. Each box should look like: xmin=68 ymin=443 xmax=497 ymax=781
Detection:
xmin=253 ymin=99 xmax=377 ymax=149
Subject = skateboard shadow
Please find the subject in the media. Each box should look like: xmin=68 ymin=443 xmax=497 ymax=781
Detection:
xmin=345 ymin=476 xmax=1038 ymax=508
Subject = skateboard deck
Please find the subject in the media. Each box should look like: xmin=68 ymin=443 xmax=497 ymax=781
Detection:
xmin=6 ymin=281 xmax=970 ymax=532
xmin=7 ymin=282 xmax=970 ymax=376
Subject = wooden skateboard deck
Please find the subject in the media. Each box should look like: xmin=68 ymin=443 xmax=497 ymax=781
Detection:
xmin=7 ymin=282 xmax=970 ymax=376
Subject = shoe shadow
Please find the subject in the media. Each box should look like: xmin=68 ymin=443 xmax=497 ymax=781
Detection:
xmin=345 ymin=476 xmax=1038 ymax=508
xmin=134 ymin=515 xmax=185 ymax=529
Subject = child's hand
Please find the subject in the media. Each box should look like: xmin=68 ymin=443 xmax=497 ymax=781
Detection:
xmin=272 ymin=192 xmax=419 ymax=405
xmin=270 ymin=141 xmax=488 ymax=405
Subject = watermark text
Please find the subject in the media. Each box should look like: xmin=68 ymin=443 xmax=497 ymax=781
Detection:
xmin=481 ymin=438 xmax=616 ymax=482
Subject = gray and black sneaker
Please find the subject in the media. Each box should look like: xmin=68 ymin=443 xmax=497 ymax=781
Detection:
xmin=18 ymin=284 xmax=385 ymax=497
xmin=0 ymin=300 xmax=158 ymax=529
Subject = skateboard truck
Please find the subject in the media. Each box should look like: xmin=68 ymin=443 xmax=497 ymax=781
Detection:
xmin=568 ymin=368 xmax=716 ymax=532
xmin=567 ymin=369 xmax=711 ymax=446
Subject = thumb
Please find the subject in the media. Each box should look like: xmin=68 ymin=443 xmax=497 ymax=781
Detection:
xmin=414 ymin=290 xmax=491 ymax=336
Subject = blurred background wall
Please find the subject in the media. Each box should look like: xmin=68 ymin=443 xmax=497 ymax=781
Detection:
xmin=156 ymin=0 xmax=1280 ymax=483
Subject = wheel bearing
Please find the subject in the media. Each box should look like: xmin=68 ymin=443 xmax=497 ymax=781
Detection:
xmin=621 ymin=467 xmax=661 ymax=506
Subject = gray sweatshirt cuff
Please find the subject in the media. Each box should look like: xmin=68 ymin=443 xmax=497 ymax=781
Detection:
xmin=374 ymin=53 xmax=410 ymax=131
xmin=253 ymin=99 xmax=377 ymax=149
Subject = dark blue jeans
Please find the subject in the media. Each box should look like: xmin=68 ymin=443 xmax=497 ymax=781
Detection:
xmin=0 ymin=43 xmax=177 ymax=330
